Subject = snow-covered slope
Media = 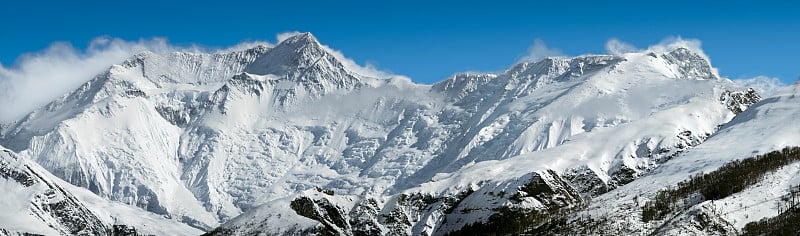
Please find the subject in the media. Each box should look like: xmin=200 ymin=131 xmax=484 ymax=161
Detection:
xmin=560 ymin=82 xmax=800 ymax=235
xmin=0 ymin=146 xmax=104 ymax=235
xmin=0 ymin=146 xmax=201 ymax=235
xmin=0 ymin=33 xmax=770 ymax=234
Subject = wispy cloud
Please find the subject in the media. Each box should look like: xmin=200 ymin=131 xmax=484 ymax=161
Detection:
xmin=605 ymin=37 xmax=708 ymax=60
xmin=732 ymin=76 xmax=786 ymax=96
xmin=319 ymin=44 xmax=402 ymax=80
xmin=0 ymin=37 xmax=277 ymax=122
xmin=518 ymin=39 xmax=564 ymax=63
xmin=0 ymin=37 xmax=181 ymax=122
xmin=605 ymin=38 xmax=639 ymax=55
xmin=276 ymin=31 xmax=303 ymax=43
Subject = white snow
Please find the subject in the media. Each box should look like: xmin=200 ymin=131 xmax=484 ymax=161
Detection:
xmin=0 ymin=146 xmax=201 ymax=235
xmin=0 ymin=178 xmax=60 ymax=235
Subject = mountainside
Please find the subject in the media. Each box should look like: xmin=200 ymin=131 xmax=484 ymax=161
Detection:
xmin=0 ymin=146 xmax=107 ymax=235
xmin=558 ymin=82 xmax=800 ymax=235
xmin=0 ymin=32 xmax=782 ymax=235
xmin=0 ymin=145 xmax=201 ymax=235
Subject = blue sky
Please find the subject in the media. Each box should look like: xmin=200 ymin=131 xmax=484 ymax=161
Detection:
xmin=1 ymin=0 xmax=798 ymax=84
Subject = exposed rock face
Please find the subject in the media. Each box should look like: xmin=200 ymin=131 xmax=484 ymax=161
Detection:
xmin=660 ymin=47 xmax=717 ymax=80
xmin=721 ymin=88 xmax=761 ymax=114
xmin=290 ymin=196 xmax=351 ymax=235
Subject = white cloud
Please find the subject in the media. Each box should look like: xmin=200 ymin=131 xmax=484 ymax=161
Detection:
xmin=605 ymin=38 xmax=639 ymax=55
xmin=518 ymin=39 xmax=564 ymax=63
xmin=318 ymin=44 xmax=400 ymax=79
xmin=276 ymin=31 xmax=303 ymax=43
xmin=0 ymin=36 xmax=257 ymax=122
xmin=0 ymin=37 xmax=189 ymax=122
xmin=732 ymin=76 xmax=786 ymax=96
xmin=604 ymin=36 xmax=708 ymax=61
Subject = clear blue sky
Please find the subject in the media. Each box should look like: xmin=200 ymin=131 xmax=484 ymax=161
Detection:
xmin=1 ymin=0 xmax=798 ymax=84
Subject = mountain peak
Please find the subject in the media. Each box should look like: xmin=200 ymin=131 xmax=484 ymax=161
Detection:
xmin=660 ymin=47 xmax=718 ymax=80
xmin=244 ymin=32 xmax=339 ymax=77
xmin=238 ymin=32 xmax=362 ymax=95
xmin=664 ymin=47 xmax=703 ymax=60
xmin=276 ymin=32 xmax=321 ymax=49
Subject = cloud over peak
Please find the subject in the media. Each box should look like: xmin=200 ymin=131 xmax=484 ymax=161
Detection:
xmin=604 ymin=36 xmax=709 ymax=60
xmin=518 ymin=39 xmax=564 ymax=63
xmin=605 ymin=38 xmax=639 ymax=55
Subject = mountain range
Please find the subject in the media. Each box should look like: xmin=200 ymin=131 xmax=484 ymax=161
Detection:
xmin=1 ymin=32 xmax=797 ymax=235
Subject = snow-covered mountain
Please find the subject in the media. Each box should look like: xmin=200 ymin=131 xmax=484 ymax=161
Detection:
xmin=1 ymin=32 xmax=787 ymax=235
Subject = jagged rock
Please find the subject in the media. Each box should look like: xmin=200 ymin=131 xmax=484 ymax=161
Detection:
xmin=721 ymin=88 xmax=761 ymax=114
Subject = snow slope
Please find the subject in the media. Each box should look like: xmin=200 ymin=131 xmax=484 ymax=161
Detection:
xmin=567 ymin=82 xmax=800 ymax=234
xmin=0 ymin=33 xmax=767 ymax=234
xmin=0 ymin=147 xmax=67 ymax=235
xmin=0 ymin=146 xmax=201 ymax=235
